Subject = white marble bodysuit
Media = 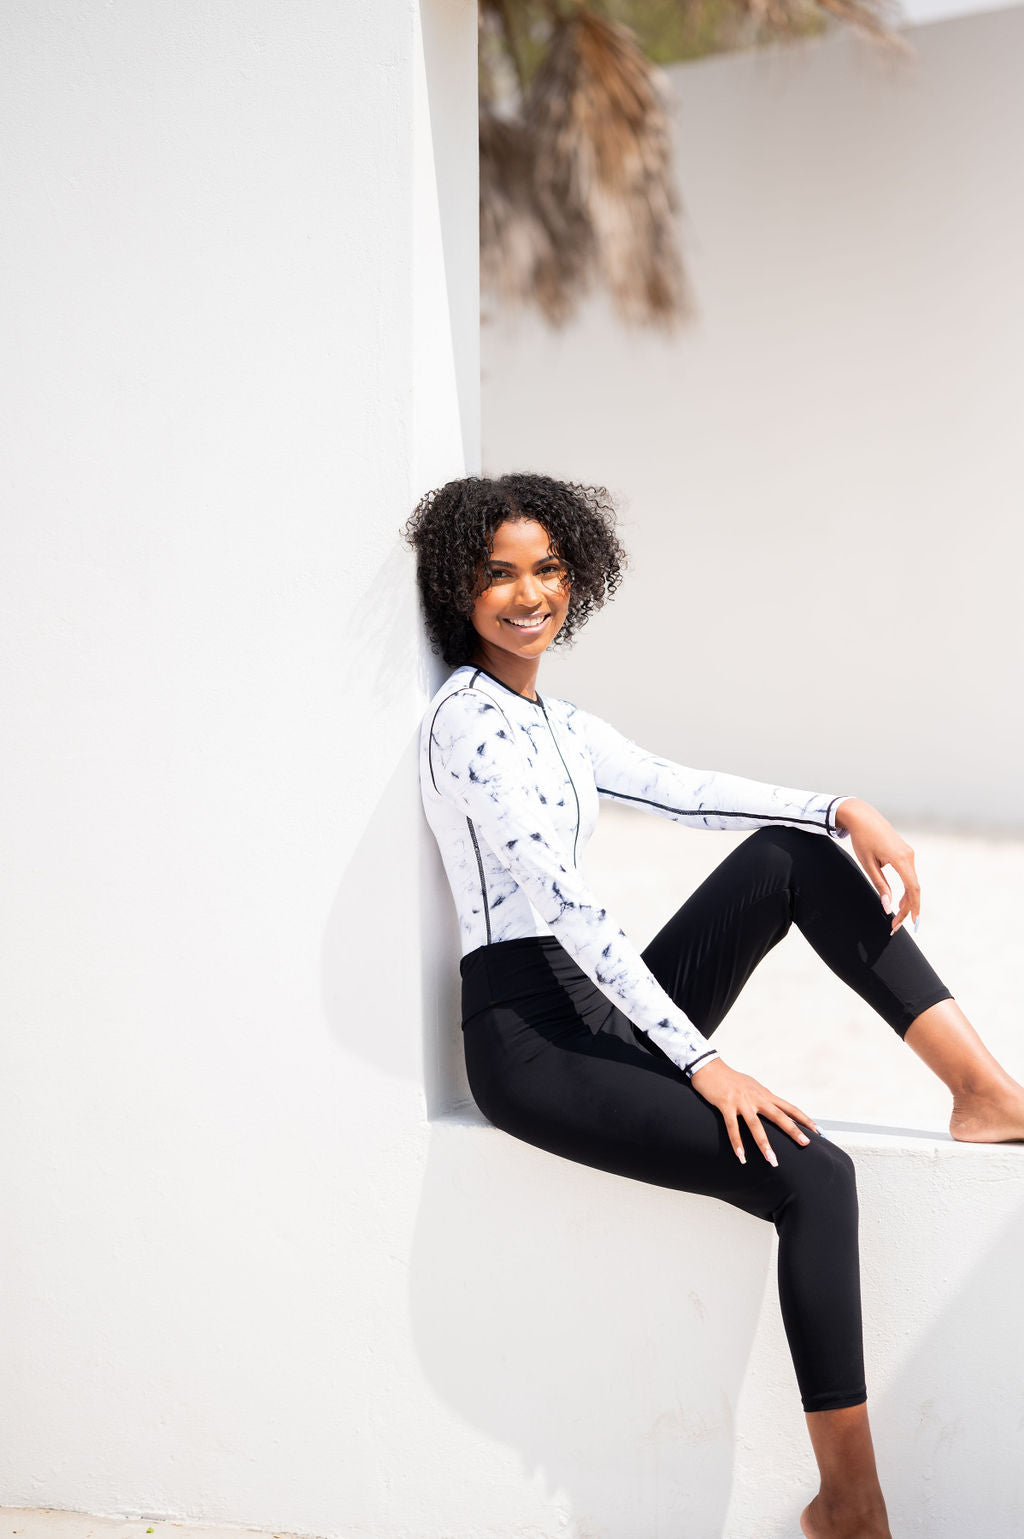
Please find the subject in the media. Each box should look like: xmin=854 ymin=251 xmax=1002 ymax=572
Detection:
xmin=420 ymin=663 xmax=851 ymax=1080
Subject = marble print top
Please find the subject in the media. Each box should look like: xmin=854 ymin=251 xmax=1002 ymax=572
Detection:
xmin=420 ymin=664 xmax=850 ymax=1079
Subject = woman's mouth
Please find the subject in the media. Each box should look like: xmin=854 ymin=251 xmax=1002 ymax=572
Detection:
xmin=503 ymin=614 xmax=548 ymax=632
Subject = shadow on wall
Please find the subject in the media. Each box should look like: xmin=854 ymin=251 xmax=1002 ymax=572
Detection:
xmin=320 ymin=732 xmax=421 ymax=1083
xmin=409 ymin=1121 xmax=777 ymax=1539
xmin=871 ymin=1184 xmax=1024 ymax=1537
xmin=340 ymin=543 xmax=419 ymax=720
xmin=321 ymin=712 xmax=462 ymax=1111
xmin=320 ymin=535 xmax=466 ymax=1102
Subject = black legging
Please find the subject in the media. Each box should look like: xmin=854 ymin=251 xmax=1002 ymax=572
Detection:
xmin=459 ymin=825 xmax=953 ymax=1413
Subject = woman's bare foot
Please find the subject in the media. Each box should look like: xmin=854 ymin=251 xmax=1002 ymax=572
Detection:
xmin=949 ymin=1081 xmax=1024 ymax=1143
xmin=904 ymin=1000 xmax=1024 ymax=1143
xmin=800 ymin=1492 xmax=891 ymax=1539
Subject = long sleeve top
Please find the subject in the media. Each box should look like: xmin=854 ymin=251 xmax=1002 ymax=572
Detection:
xmin=420 ymin=663 xmax=851 ymax=1079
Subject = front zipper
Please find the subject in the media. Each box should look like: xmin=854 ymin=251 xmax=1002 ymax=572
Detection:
xmin=537 ymin=698 xmax=582 ymax=869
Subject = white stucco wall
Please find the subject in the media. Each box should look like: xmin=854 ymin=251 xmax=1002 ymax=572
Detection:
xmin=482 ymin=9 xmax=1024 ymax=832
xmin=0 ymin=0 xmax=476 ymax=1530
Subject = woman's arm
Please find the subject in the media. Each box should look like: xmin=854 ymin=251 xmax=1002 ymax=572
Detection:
xmin=574 ymin=706 xmax=852 ymax=840
xmin=834 ymin=797 xmax=921 ymax=933
xmin=576 ymin=707 xmax=921 ymax=930
xmin=428 ymin=689 xmax=719 ymax=1079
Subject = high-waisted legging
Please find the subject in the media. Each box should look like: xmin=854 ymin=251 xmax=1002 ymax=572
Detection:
xmin=459 ymin=825 xmax=953 ymax=1413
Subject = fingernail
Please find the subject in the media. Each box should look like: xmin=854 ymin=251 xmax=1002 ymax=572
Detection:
xmin=914 ymin=916 xmax=921 ymax=935
xmin=799 ymin=1134 xmax=810 ymax=1145
xmin=881 ymin=894 xmax=891 ymax=914
xmin=735 ymin=1147 xmax=746 ymax=1164
xmin=765 ymin=1150 xmax=778 ymax=1167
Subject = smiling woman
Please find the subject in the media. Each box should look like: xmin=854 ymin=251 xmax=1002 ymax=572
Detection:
xmin=469 ymin=520 xmax=573 ymax=696
xmin=402 ymin=471 xmax=625 ymax=670
xmin=401 ymin=471 xmax=1024 ymax=1539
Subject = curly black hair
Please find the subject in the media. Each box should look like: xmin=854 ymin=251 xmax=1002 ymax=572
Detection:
xmin=402 ymin=472 xmax=627 ymax=666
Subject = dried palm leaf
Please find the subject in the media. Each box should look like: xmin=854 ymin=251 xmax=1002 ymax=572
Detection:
xmin=479 ymin=0 xmax=529 ymax=95
xmin=480 ymin=106 xmax=579 ymax=325
xmin=739 ymin=0 xmax=904 ymax=46
xmin=528 ymin=9 xmax=692 ymax=327
xmin=811 ymin=0 xmax=908 ymax=46
xmin=479 ymin=0 xmax=905 ymax=329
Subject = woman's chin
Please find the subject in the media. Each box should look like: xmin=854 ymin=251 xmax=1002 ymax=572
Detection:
xmin=511 ymin=635 xmax=555 ymax=657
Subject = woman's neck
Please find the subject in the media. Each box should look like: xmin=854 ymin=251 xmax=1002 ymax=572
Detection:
xmin=468 ymin=644 xmax=542 ymax=702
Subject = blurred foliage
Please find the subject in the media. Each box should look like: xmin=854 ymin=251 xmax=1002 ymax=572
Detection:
xmin=482 ymin=0 xmax=828 ymax=95
xmin=479 ymin=0 xmax=900 ymax=326
xmin=601 ymin=0 xmax=826 ymax=62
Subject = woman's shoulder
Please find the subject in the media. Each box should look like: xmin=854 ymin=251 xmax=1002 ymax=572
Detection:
xmin=424 ymin=663 xmax=477 ymax=709
xmin=420 ymin=666 xmax=517 ymax=745
xmin=425 ymin=664 xmax=506 ymax=714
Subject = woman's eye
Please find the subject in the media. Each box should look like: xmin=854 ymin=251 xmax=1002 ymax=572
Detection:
xmin=483 ymin=565 xmax=567 ymax=584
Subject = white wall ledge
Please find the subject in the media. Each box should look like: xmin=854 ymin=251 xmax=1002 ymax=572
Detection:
xmin=420 ymin=1099 xmax=1024 ymax=1537
xmin=436 ymin=1099 xmax=1024 ymax=1156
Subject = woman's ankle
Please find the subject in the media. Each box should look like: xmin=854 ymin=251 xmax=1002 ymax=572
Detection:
xmin=816 ymin=1486 xmax=888 ymax=1520
xmin=803 ymin=1404 xmax=890 ymax=1537
xmin=803 ymin=1488 xmax=891 ymax=1539
xmin=904 ymin=1000 xmax=1013 ymax=1102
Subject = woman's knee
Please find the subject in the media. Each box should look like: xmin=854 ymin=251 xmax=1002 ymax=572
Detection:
xmin=749 ymin=825 xmax=855 ymax=914
xmin=774 ymin=1132 xmax=859 ymax=1218
xmin=819 ymin=1135 xmax=858 ymax=1197
xmin=752 ymin=823 xmax=841 ymax=865
xmin=738 ymin=825 xmax=803 ymax=891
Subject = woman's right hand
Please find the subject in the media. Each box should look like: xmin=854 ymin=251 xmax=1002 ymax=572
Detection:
xmin=689 ymin=1057 xmax=819 ymax=1166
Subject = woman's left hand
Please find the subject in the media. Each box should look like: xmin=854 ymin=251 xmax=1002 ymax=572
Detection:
xmin=835 ymin=798 xmax=920 ymax=934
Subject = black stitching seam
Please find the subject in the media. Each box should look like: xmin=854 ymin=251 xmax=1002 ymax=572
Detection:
xmin=596 ymin=787 xmax=829 ymax=830
xmin=465 ymin=817 xmax=491 ymax=944
xmin=427 ymin=687 xmax=512 ymax=795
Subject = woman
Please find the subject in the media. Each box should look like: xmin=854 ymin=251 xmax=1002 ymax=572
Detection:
xmin=405 ymin=471 xmax=1024 ymax=1539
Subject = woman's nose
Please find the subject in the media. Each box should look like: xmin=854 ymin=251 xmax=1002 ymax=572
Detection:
xmin=513 ymin=572 xmax=543 ymax=604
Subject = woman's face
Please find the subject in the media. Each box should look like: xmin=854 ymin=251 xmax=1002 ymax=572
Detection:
xmin=470 ymin=518 xmax=571 ymax=662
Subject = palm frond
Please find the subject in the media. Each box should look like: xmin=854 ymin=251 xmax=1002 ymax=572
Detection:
xmin=480 ymin=107 xmax=580 ymax=325
xmin=479 ymin=0 xmax=907 ymax=328
xmin=528 ymin=9 xmax=692 ymax=325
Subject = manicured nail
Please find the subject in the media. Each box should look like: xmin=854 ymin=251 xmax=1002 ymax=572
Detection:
xmin=914 ymin=916 xmax=921 ymax=935
xmin=735 ymin=1146 xmax=746 ymax=1164
xmin=881 ymin=893 xmax=891 ymax=914
xmin=765 ymin=1150 xmax=778 ymax=1167
xmin=799 ymin=1134 xmax=810 ymax=1145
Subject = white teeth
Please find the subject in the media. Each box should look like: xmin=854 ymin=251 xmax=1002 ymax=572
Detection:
xmin=506 ymin=615 xmax=548 ymax=629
